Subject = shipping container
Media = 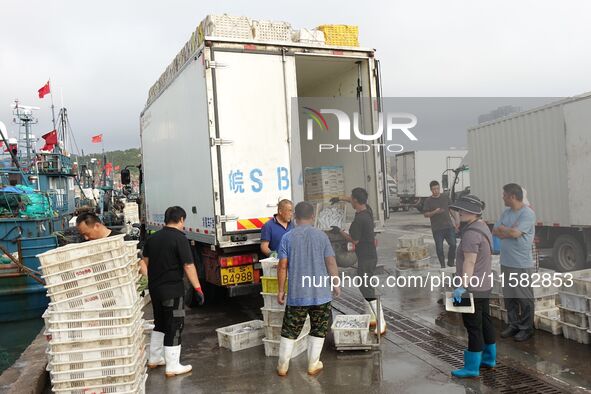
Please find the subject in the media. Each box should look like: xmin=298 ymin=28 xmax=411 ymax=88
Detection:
xmin=139 ymin=20 xmax=387 ymax=298
xmin=466 ymin=93 xmax=591 ymax=271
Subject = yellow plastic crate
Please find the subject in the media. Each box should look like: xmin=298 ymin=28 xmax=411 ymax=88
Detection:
xmin=317 ymin=25 xmax=359 ymax=47
xmin=261 ymin=276 xmax=287 ymax=294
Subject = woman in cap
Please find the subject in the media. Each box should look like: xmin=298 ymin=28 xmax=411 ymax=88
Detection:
xmin=448 ymin=195 xmax=496 ymax=378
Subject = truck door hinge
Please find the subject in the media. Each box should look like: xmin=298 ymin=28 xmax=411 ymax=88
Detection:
xmin=218 ymin=215 xmax=238 ymax=223
xmin=205 ymin=60 xmax=227 ymax=69
xmin=210 ymin=138 xmax=233 ymax=147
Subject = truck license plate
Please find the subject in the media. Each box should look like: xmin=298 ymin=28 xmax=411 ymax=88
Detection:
xmin=220 ymin=265 xmax=254 ymax=286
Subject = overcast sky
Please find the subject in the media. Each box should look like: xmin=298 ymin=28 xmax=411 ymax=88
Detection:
xmin=1 ymin=0 xmax=590 ymax=153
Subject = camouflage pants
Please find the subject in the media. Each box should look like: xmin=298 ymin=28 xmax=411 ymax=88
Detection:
xmin=281 ymin=302 xmax=331 ymax=339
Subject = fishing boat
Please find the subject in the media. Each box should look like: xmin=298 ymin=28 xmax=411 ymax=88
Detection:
xmin=0 ymin=101 xmax=76 ymax=322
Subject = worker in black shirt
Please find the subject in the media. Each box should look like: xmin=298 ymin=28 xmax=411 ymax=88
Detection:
xmin=76 ymin=212 xmax=124 ymax=241
xmin=331 ymin=187 xmax=386 ymax=334
xmin=139 ymin=206 xmax=204 ymax=377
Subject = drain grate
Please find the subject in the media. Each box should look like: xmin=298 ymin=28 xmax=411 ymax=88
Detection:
xmin=332 ymin=291 xmax=567 ymax=394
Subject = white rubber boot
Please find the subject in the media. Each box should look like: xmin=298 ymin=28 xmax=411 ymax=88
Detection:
xmin=307 ymin=336 xmax=325 ymax=376
xmin=364 ymin=300 xmax=377 ymax=328
xmin=277 ymin=337 xmax=295 ymax=377
xmin=147 ymin=331 xmax=165 ymax=368
xmin=164 ymin=346 xmax=192 ymax=377
xmin=369 ymin=300 xmax=386 ymax=335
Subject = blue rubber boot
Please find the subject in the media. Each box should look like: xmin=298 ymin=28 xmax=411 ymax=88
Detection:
xmin=481 ymin=343 xmax=496 ymax=368
xmin=451 ymin=350 xmax=482 ymax=378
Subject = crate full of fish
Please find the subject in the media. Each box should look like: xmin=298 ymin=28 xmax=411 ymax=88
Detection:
xmin=331 ymin=314 xmax=371 ymax=346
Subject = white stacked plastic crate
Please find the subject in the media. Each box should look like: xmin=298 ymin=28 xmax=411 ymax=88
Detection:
xmin=258 ymin=257 xmax=309 ymax=357
xmin=558 ymin=269 xmax=591 ymax=344
xmin=38 ymin=235 xmax=147 ymax=393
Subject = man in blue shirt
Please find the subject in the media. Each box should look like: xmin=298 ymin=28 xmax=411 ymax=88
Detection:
xmin=276 ymin=201 xmax=340 ymax=377
xmin=493 ymin=183 xmax=536 ymax=342
xmin=260 ymin=199 xmax=293 ymax=257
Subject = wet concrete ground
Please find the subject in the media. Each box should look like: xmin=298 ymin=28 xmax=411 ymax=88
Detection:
xmin=144 ymin=294 xmax=471 ymax=394
xmin=145 ymin=211 xmax=591 ymax=393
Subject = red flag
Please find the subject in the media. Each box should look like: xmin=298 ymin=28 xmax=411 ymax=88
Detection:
xmin=38 ymin=81 xmax=51 ymax=99
xmin=91 ymin=134 xmax=103 ymax=144
xmin=114 ymin=165 xmax=120 ymax=171
xmin=42 ymin=130 xmax=58 ymax=145
xmin=104 ymin=162 xmax=113 ymax=176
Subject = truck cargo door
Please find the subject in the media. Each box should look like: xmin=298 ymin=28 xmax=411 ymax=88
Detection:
xmin=211 ymin=50 xmax=295 ymax=234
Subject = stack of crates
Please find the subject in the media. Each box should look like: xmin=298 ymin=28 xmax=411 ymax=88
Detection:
xmin=304 ymin=166 xmax=345 ymax=203
xmin=558 ymin=269 xmax=591 ymax=344
xmin=490 ymin=265 xmax=560 ymax=330
xmin=38 ymin=235 xmax=147 ymax=394
xmin=316 ymin=25 xmax=359 ymax=47
xmin=395 ymin=235 xmax=430 ymax=270
xmin=259 ymin=257 xmax=309 ymax=357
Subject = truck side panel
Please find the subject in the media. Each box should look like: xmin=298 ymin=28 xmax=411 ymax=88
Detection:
xmin=211 ymin=50 xmax=294 ymax=234
xmin=563 ymin=98 xmax=591 ymax=226
xmin=141 ymin=56 xmax=216 ymax=243
xmin=468 ymin=104 xmax=570 ymax=225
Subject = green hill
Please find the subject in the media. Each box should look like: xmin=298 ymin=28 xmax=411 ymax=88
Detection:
xmin=74 ymin=148 xmax=141 ymax=176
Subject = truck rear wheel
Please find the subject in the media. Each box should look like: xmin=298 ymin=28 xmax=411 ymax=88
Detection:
xmin=552 ymin=235 xmax=586 ymax=272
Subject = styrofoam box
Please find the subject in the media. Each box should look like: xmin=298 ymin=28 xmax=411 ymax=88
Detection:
xmin=332 ymin=315 xmax=371 ymax=346
xmin=559 ymin=306 xmax=588 ymax=328
xmin=260 ymin=257 xmax=279 ymax=277
xmin=50 ymin=349 xmax=146 ymax=383
xmin=534 ymin=308 xmax=562 ymax=335
xmin=42 ymin=251 xmax=129 ymax=282
xmin=264 ymin=318 xmax=310 ymax=341
xmin=260 ymin=292 xmax=285 ymax=310
xmin=216 ymin=320 xmax=265 ymax=352
xmin=292 ymin=28 xmax=325 ymax=44
xmin=45 ymin=262 xmax=136 ymax=298
xmin=261 ymin=307 xmax=284 ymax=326
xmin=263 ymin=334 xmax=308 ymax=358
xmin=561 ymin=321 xmax=591 ymax=344
xmin=37 ymin=235 xmax=126 ymax=267
xmin=559 ymin=291 xmax=589 ymax=313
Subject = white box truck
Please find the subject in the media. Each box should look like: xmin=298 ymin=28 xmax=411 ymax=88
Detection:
xmin=465 ymin=93 xmax=591 ymax=271
xmin=395 ymin=150 xmax=469 ymax=211
xmin=139 ymin=20 xmax=388 ymax=299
